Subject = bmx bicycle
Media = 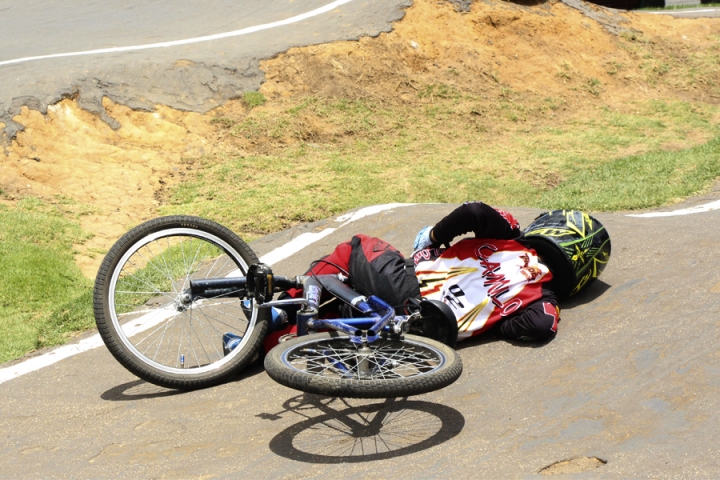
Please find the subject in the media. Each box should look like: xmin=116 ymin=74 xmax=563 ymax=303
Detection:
xmin=93 ymin=216 xmax=463 ymax=398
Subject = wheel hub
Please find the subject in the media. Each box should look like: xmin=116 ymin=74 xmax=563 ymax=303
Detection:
xmin=175 ymin=292 xmax=193 ymax=311
xmin=356 ymin=345 xmax=372 ymax=378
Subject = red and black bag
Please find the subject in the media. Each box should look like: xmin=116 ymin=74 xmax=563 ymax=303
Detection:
xmin=284 ymin=234 xmax=420 ymax=309
xmin=346 ymin=234 xmax=420 ymax=309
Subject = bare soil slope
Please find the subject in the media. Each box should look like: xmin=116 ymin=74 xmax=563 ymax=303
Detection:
xmin=258 ymin=0 xmax=718 ymax=116
xmin=1 ymin=0 xmax=718 ymax=277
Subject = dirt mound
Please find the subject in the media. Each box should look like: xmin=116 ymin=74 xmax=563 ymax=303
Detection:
xmin=1 ymin=0 xmax=718 ymax=277
xmin=1 ymin=100 xmax=214 ymax=276
xmin=259 ymin=0 xmax=718 ymax=108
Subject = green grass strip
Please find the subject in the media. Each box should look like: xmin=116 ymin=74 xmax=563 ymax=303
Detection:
xmin=0 ymin=200 xmax=94 ymax=364
xmin=537 ymin=136 xmax=720 ymax=211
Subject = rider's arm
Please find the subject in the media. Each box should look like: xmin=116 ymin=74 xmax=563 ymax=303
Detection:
xmin=431 ymin=201 xmax=521 ymax=245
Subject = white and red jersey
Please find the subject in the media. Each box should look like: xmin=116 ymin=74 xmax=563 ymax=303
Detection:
xmin=413 ymin=238 xmax=552 ymax=340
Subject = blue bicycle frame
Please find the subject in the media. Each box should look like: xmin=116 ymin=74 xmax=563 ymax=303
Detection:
xmin=281 ymin=274 xmax=410 ymax=344
xmin=189 ymin=268 xmax=412 ymax=345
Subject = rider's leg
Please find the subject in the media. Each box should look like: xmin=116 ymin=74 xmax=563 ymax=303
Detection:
xmin=493 ymin=292 xmax=560 ymax=342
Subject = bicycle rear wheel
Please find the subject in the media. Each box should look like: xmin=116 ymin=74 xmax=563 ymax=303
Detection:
xmin=264 ymin=332 xmax=462 ymax=398
xmin=93 ymin=216 xmax=268 ymax=390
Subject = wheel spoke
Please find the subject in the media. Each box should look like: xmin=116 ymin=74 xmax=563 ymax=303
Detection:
xmin=101 ymin=222 xmax=262 ymax=382
xmin=284 ymin=337 xmax=445 ymax=381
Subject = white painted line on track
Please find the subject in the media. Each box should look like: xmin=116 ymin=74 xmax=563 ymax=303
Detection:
xmin=259 ymin=202 xmax=416 ymax=265
xmin=0 ymin=203 xmax=414 ymax=385
xmin=645 ymin=8 xmax=717 ymax=14
xmin=626 ymin=199 xmax=720 ymax=218
xmin=0 ymin=0 xmax=353 ymax=67
xmin=259 ymin=229 xmax=337 ymax=266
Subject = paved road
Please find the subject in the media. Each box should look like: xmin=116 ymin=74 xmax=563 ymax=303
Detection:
xmin=2 ymin=185 xmax=720 ymax=477
xmin=642 ymin=6 xmax=720 ymax=18
xmin=0 ymin=0 xmax=411 ymax=139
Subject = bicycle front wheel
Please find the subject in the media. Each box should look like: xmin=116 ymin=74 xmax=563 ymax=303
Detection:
xmin=264 ymin=332 xmax=463 ymax=398
xmin=93 ymin=216 xmax=268 ymax=390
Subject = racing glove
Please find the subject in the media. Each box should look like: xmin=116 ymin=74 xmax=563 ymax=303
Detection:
xmin=413 ymin=226 xmax=435 ymax=251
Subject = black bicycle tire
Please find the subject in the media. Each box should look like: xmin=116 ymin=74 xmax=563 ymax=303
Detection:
xmin=264 ymin=332 xmax=463 ymax=398
xmin=93 ymin=215 xmax=268 ymax=390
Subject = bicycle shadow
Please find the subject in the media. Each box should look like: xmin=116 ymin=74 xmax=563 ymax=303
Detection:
xmin=100 ymin=358 xmax=266 ymax=401
xmin=259 ymin=394 xmax=465 ymax=464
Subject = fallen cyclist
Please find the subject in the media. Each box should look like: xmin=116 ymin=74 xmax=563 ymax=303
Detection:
xmin=227 ymin=201 xmax=611 ymax=353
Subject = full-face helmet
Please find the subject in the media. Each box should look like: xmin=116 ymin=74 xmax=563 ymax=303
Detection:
xmin=521 ymin=210 xmax=611 ymax=298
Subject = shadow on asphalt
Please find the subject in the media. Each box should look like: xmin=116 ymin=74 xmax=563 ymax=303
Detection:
xmin=260 ymin=394 xmax=465 ymax=463
xmin=100 ymin=379 xmax=184 ymax=401
xmin=456 ymin=332 xmax=553 ymax=350
xmin=100 ymin=357 xmax=266 ymax=401
xmin=560 ymin=280 xmax=612 ymax=310
xmin=453 ymin=279 xmax=612 ymax=351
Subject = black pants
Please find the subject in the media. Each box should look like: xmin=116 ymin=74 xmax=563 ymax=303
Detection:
xmin=493 ymin=289 xmax=560 ymax=342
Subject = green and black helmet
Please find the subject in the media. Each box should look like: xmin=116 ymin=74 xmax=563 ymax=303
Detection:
xmin=521 ymin=210 xmax=611 ymax=298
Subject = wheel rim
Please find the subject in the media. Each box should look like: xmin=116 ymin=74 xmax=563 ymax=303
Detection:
xmin=281 ymin=336 xmax=447 ymax=381
xmin=107 ymin=228 xmax=258 ymax=375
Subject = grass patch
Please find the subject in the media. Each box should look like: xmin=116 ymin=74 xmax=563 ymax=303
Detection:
xmin=0 ymin=199 xmax=94 ymax=364
xmin=539 ymin=136 xmax=720 ymax=210
xmin=161 ymin=95 xmax=720 ymax=238
xmin=243 ymin=91 xmax=267 ymax=109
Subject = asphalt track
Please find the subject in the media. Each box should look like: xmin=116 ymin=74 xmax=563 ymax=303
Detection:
xmin=2 ymin=0 xmax=720 ymax=477
xmin=644 ymin=6 xmax=720 ymax=18
xmin=2 ymin=187 xmax=720 ymax=477
xmin=0 ymin=0 xmax=411 ymax=139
